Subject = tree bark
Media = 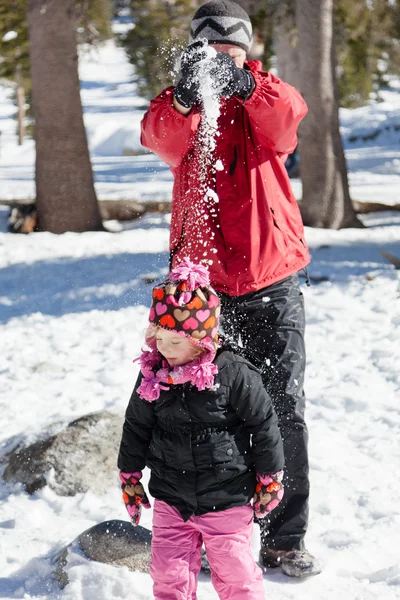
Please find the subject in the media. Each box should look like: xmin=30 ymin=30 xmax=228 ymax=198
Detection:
xmin=27 ymin=0 xmax=103 ymax=233
xmin=295 ymin=0 xmax=362 ymax=229
xmin=15 ymin=64 xmax=26 ymax=146
xmin=274 ymin=0 xmax=299 ymax=89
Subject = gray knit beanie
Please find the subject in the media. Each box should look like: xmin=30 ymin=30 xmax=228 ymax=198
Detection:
xmin=189 ymin=1 xmax=253 ymax=54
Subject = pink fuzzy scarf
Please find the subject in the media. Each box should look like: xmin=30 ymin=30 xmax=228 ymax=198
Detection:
xmin=135 ymin=340 xmax=218 ymax=402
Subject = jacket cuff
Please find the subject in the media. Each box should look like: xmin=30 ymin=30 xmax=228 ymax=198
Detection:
xmin=243 ymin=70 xmax=273 ymax=107
xmin=119 ymin=471 xmax=142 ymax=483
xmin=257 ymin=470 xmax=284 ymax=485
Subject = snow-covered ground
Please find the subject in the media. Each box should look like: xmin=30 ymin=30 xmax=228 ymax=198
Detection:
xmin=0 ymin=34 xmax=400 ymax=600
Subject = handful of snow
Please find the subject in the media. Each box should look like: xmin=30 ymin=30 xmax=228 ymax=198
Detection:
xmin=177 ymin=39 xmax=222 ymax=122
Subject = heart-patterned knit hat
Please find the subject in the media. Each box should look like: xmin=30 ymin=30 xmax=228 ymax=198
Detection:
xmin=149 ymin=259 xmax=220 ymax=346
xmin=136 ymin=258 xmax=220 ymax=402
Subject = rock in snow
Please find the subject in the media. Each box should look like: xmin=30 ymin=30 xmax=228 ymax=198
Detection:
xmin=3 ymin=411 xmax=123 ymax=495
xmin=54 ymin=520 xmax=152 ymax=588
xmin=79 ymin=520 xmax=152 ymax=571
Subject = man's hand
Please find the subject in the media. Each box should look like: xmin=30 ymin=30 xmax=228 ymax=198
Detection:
xmin=180 ymin=39 xmax=209 ymax=80
xmin=209 ymin=52 xmax=255 ymax=99
xmin=174 ymin=39 xmax=209 ymax=109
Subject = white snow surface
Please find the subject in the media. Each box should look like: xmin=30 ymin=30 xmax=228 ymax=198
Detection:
xmin=0 ymin=36 xmax=400 ymax=600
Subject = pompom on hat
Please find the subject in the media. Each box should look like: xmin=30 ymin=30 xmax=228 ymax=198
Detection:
xmin=189 ymin=0 xmax=253 ymax=54
xmin=136 ymin=258 xmax=221 ymax=402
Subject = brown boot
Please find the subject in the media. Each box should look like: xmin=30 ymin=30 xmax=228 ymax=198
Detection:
xmin=259 ymin=548 xmax=286 ymax=568
xmin=260 ymin=548 xmax=322 ymax=577
xmin=280 ymin=550 xmax=322 ymax=578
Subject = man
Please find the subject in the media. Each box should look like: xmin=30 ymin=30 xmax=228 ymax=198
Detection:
xmin=141 ymin=0 xmax=320 ymax=578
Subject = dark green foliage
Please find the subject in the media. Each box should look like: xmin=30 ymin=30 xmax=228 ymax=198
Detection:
xmin=76 ymin=0 xmax=113 ymax=44
xmin=335 ymin=0 xmax=400 ymax=107
xmin=0 ymin=0 xmax=30 ymax=86
xmin=385 ymin=0 xmax=400 ymax=77
xmin=248 ymin=6 xmax=274 ymax=70
xmin=0 ymin=0 xmax=113 ymax=133
xmin=121 ymin=0 xmax=196 ymax=100
xmin=0 ymin=0 xmax=113 ymax=86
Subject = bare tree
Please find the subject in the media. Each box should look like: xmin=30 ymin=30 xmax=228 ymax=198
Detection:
xmin=295 ymin=0 xmax=362 ymax=228
xmin=27 ymin=0 xmax=103 ymax=233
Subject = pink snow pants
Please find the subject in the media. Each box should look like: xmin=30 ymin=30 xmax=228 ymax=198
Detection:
xmin=150 ymin=500 xmax=265 ymax=600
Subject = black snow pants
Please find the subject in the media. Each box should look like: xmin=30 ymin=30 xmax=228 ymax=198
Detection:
xmin=220 ymin=274 xmax=309 ymax=551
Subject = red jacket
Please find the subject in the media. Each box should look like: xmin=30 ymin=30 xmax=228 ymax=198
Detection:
xmin=141 ymin=60 xmax=310 ymax=296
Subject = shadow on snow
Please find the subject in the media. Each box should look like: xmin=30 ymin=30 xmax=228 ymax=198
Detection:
xmin=0 ymin=252 xmax=169 ymax=324
xmin=306 ymin=237 xmax=399 ymax=283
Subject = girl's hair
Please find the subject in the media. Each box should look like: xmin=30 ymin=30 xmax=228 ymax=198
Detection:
xmin=145 ymin=324 xmax=218 ymax=358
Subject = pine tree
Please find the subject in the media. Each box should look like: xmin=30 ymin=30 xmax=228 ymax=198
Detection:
xmin=335 ymin=0 xmax=400 ymax=107
xmin=76 ymin=0 xmax=113 ymax=44
xmin=0 ymin=1 xmax=30 ymax=91
xmin=1 ymin=0 xmax=113 ymax=145
xmin=0 ymin=1 xmax=30 ymax=83
xmin=0 ymin=0 xmax=112 ymax=85
xmin=121 ymin=0 xmax=198 ymax=100
xmin=0 ymin=1 xmax=31 ymax=144
xmin=0 ymin=1 xmax=28 ymax=80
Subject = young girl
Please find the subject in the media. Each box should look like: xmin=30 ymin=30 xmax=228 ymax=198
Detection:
xmin=118 ymin=258 xmax=284 ymax=600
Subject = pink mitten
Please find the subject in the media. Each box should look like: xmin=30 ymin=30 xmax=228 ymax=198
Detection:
xmin=120 ymin=471 xmax=151 ymax=526
xmin=253 ymin=471 xmax=284 ymax=518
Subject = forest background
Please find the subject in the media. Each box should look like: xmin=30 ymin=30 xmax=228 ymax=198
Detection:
xmin=1 ymin=0 xmax=400 ymax=231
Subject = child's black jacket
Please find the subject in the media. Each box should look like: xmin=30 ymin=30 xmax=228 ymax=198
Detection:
xmin=118 ymin=349 xmax=284 ymax=521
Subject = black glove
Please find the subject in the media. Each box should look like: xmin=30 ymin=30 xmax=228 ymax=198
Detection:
xmin=175 ymin=39 xmax=209 ymax=109
xmin=209 ymin=52 xmax=255 ymax=100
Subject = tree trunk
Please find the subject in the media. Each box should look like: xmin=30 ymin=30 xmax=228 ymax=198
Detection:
xmin=295 ymin=0 xmax=362 ymax=228
xmin=15 ymin=64 xmax=26 ymax=146
xmin=27 ymin=0 xmax=103 ymax=233
xmin=330 ymin=33 xmax=361 ymax=228
xmin=274 ymin=0 xmax=299 ymax=89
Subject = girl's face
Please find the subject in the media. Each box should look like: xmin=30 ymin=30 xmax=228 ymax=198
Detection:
xmin=156 ymin=329 xmax=199 ymax=366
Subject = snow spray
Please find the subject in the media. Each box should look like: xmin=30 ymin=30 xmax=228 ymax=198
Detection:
xmin=176 ymin=39 xmax=228 ymax=264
